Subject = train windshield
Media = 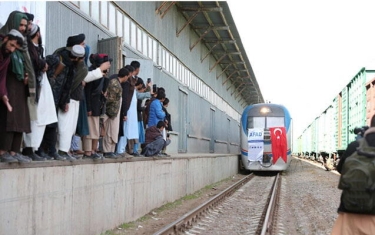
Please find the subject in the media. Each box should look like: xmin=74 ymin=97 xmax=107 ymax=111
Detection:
xmin=247 ymin=116 xmax=285 ymax=129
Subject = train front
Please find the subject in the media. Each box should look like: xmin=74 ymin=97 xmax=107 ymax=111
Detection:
xmin=240 ymin=104 xmax=292 ymax=171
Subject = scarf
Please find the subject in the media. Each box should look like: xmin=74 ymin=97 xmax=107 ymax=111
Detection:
xmin=0 ymin=11 xmax=37 ymax=103
xmin=71 ymin=60 xmax=88 ymax=91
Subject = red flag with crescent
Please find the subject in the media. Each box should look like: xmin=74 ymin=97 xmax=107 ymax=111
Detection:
xmin=269 ymin=127 xmax=287 ymax=164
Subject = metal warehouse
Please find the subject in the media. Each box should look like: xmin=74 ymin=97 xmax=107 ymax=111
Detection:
xmin=1 ymin=1 xmax=263 ymax=154
xmin=0 ymin=2 xmax=265 ymax=234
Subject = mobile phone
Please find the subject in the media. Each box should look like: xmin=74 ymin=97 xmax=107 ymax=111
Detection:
xmin=147 ymin=78 xmax=151 ymax=83
xmin=152 ymin=84 xmax=157 ymax=93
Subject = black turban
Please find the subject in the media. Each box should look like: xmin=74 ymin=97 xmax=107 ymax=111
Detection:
xmin=24 ymin=13 xmax=34 ymax=21
xmin=66 ymin=33 xmax=85 ymax=47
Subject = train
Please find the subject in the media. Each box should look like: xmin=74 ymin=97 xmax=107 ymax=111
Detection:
xmin=240 ymin=103 xmax=293 ymax=171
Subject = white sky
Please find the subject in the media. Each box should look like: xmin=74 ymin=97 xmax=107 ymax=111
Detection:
xmin=228 ymin=0 xmax=375 ymax=137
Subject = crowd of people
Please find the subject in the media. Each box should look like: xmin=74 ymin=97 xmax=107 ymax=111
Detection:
xmin=0 ymin=10 xmax=172 ymax=163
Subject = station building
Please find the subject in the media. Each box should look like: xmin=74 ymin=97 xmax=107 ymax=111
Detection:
xmin=1 ymin=1 xmax=264 ymax=154
xmin=0 ymin=2 xmax=264 ymax=234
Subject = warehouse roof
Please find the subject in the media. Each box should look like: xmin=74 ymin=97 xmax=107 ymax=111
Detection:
xmin=157 ymin=1 xmax=264 ymax=105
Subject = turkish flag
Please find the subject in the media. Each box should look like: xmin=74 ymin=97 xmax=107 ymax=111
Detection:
xmin=269 ymin=127 xmax=287 ymax=164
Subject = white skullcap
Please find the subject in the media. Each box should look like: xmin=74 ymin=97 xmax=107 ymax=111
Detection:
xmin=30 ymin=23 xmax=38 ymax=36
xmin=71 ymin=45 xmax=85 ymax=57
xmin=7 ymin=29 xmax=24 ymax=39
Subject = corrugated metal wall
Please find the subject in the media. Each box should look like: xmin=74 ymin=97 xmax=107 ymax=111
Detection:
xmin=43 ymin=1 xmax=244 ymax=154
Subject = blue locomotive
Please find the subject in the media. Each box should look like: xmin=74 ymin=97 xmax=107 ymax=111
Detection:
xmin=240 ymin=103 xmax=293 ymax=171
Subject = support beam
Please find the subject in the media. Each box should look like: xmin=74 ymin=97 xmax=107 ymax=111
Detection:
xmin=222 ymin=71 xmax=238 ymax=85
xmin=156 ymin=2 xmax=176 ymax=18
xmin=190 ymin=26 xmax=212 ymax=51
xmin=202 ymin=41 xmax=221 ymax=63
xmin=179 ymin=7 xmax=222 ymax=12
xmin=156 ymin=2 xmax=168 ymax=14
xmin=216 ymin=62 xmax=245 ymax=79
xmin=203 ymin=39 xmax=236 ymax=44
xmin=191 ymin=26 xmax=231 ymax=51
xmin=176 ymin=10 xmax=200 ymax=37
xmin=160 ymin=2 xmax=176 ymax=18
xmin=192 ymin=26 xmax=229 ymax=30
xmin=230 ymin=82 xmax=245 ymax=96
xmin=226 ymin=82 xmax=235 ymax=91
xmin=216 ymin=63 xmax=232 ymax=79
xmin=209 ymin=53 xmax=227 ymax=72
xmin=235 ymin=86 xmax=246 ymax=98
xmin=241 ymin=99 xmax=247 ymax=106
xmin=209 ymin=52 xmax=241 ymax=72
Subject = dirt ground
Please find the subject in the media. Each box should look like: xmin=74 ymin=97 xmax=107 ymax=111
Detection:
xmin=104 ymin=174 xmax=249 ymax=235
xmin=104 ymin=157 xmax=341 ymax=235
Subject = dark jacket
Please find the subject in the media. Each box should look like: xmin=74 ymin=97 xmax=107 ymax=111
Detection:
xmin=144 ymin=126 xmax=162 ymax=145
xmin=162 ymin=106 xmax=172 ymax=131
xmin=0 ymin=60 xmax=31 ymax=133
xmin=120 ymin=80 xmax=135 ymax=118
xmin=46 ymin=48 xmax=76 ymax=110
xmin=84 ymin=66 xmax=107 ymax=116
xmin=137 ymin=98 xmax=143 ymax=122
xmin=336 ymin=140 xmax=359 ymax=173
xmin=118 ymin=80 xmax=135 ymax=137
xmin=27 ymin=41 xmax=46 ymax=101
xmin=337 ymin=132 xmax=375 ymax=213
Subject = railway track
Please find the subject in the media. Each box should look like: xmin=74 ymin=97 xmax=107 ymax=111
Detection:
xmin=152 ymin=173 xmax=282 ymax=235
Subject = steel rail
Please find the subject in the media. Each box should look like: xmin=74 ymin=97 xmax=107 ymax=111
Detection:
xmin=152 ymin=173 xmax=254 ymax=235
xmin=260 ymin=173 xmax=281 ymax=235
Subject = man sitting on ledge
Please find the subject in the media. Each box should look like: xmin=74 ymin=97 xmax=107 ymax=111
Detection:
xmin=141 ymin=121 xmax=170 ymax=157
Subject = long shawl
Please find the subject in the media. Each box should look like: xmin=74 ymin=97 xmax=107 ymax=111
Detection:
xmin=0 ymin=11 xmax=37 ymax=104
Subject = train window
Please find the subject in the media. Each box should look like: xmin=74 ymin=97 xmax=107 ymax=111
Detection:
xmin=266 ymin=117 xmax=285 ymax=128
xmin=247 ymin=117 xmax=265 ymax=129
xmin=247 ymin=116 xmax=284 ymax=129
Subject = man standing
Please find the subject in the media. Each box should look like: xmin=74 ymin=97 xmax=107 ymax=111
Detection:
xmin=82 ymin=53 xmax=112 ymax=160
xmin=148 ymin=90 xmax=166 ymax=127
xmin=42 ymin=44 xmax=85 ymax=161
xmin=0 ymin=11 xmax=35 ymax=163
xmin=103 ymin=68 xmax=130 ymax=158
xmin=22 ymin=23 xmax=57 ymax=161
xmin=116 ymin=64 xmax=135 ymax=156
xmin=331 ymin=115 xmax=375 ymax=234
xmin=0 ymin=30 xmax=24 ymax=162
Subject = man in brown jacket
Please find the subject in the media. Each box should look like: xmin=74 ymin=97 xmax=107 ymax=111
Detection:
xmin=141 ymin=121 xmax=171 ymax=157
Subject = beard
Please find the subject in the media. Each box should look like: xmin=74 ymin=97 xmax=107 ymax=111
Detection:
xmin=1 ymin=42 xmax=10 ymax=56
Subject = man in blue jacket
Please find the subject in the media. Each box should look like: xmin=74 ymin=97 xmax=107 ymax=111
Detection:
xmin=147 ymin=90 xmax=166 ymax=127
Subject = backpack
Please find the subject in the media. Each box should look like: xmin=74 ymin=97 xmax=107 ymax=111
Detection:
xmin=338 ymin=138 xmax=375 ymax=214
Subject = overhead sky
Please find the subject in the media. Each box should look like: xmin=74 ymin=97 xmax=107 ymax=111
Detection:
xmin=227 ymin=0 xmax=375 ymax=138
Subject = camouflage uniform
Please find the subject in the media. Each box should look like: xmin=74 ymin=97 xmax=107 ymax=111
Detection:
xmin=102 ymin=77 xmax=123 ymax=153
xmin=106 ymin=78 xmax=122 ymax=119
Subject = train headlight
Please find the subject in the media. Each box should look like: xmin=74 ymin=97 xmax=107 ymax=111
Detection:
xmin=260 ymin=107 xmax=271 ymax=113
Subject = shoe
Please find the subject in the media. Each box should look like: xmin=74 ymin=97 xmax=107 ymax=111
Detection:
xmin=22 ymin=155 xmax=33 ymax=161
xmin=37 ymin=151 xmax=52 ymax=160
xmin=160 ymin=153 xmax=171 ymax=157
xmin=12 ymin=153 xmax=32 ymax=163
xmin=73 ymin=154 xmax=82 ymax=160
xmin=132 ymin=152 xmax=140 ymax=156
xmin=73 ymin=150 xmax=84 ymax=155
xmin=28 ymin=152 xmax=46 ymax=161
xmin=83 ymin=153 xmax=102 ymax=161
xmin=103 ymin=152 xmax=118 ymax=159
xmin=49 ymin=152 xmax=66 ymax=161
xmin=59 ymin=151 xmax=76 ymax=162
xmin=0 ymin=152 xmax=18 ymax=163
xmin=91 ymin=152 xmax=102 ymax=161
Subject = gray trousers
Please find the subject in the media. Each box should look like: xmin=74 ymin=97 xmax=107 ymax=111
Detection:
xmin=142 ymin=136 xmax=170 ymax=156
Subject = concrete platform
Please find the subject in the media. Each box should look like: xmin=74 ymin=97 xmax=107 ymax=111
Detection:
xmin=0 ymin=153 xmax=239 ymax=235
